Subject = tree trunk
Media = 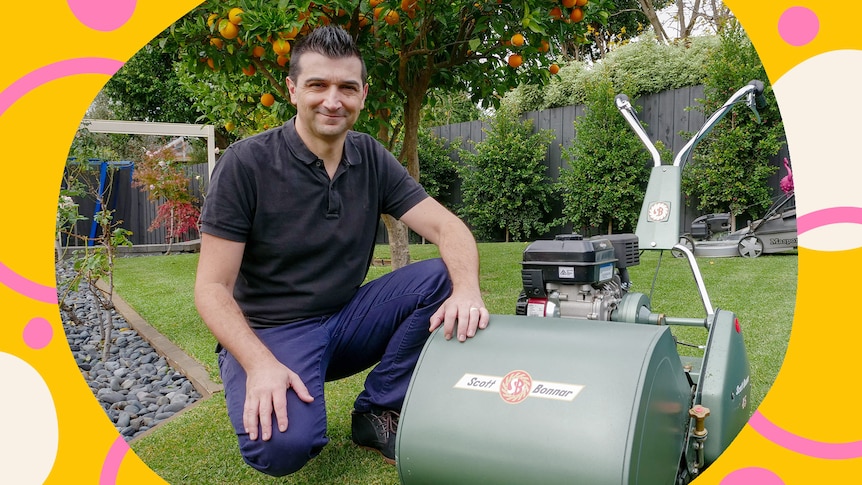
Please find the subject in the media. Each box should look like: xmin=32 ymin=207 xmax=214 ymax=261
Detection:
xmin=383 ymin=63 xmax=432 ymax=270
xmin=636 ymin=0 xmax=670 ymax=43
xmin=383 ymin=214 xmax=411 ymax=268
xmin=678 ymin=0 xmax=704 ymax=40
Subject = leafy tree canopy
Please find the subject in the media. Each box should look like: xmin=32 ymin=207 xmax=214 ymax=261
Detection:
xmin=162 ymin=0 xmax=616 ymax=267
xmin=102 ymin=44 xmax=204 ymax=124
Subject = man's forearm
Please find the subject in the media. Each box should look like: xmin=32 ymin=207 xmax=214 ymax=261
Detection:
xmin=435 ymin=219 xmax=481 ymax=295
xmin=195 ymin=283 xmax=279 ymax=371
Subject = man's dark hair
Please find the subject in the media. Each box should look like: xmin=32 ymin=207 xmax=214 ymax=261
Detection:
xmin=288 ymin=26 xmax=367 ymax=85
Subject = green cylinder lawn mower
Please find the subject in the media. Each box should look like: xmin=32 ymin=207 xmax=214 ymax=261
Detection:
xmin=395 ymin=81 xmax=766 ymax=485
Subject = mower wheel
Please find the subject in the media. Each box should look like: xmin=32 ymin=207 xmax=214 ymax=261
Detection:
xmin=738 ymin=235 xmax=763 ymax=258
xmin=672 ymin=235 xmax=696 ymax=258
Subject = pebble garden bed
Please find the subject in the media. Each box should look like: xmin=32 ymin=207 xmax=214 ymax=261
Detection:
xmin=57 ymin=261 xmax=202 ymax=441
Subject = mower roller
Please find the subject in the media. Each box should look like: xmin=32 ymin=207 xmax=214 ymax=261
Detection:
xmin=396 ymin=82 xmax=765 ymax=484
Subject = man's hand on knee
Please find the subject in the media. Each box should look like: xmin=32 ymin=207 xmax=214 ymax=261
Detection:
xmin=243 ymin=363 xmax=314 ymax=441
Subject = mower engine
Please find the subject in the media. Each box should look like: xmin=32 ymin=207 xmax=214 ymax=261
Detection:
xmin=516 ymin=233 xmax=641 ymax=321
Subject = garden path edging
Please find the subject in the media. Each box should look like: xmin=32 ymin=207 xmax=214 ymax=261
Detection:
xmin=97 ymin=279 xmax=223 ymax=400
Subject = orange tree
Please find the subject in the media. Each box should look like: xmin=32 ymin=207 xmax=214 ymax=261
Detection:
xmin=168 ymin=0 xmax=613 ymax=267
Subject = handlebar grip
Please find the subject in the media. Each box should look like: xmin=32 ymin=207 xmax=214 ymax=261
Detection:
xmin=615 ymin=93 xmax=630 ymax=107
xmin=748 ymin=80 xmax=767 ymax=109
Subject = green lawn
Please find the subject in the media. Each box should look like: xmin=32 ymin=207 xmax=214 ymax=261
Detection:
xmin=113 ymin=244 xmax=796 ymax=485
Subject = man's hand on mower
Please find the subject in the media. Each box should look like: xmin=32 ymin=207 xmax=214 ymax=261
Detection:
xmin=430 ymin=290 xmax=489 ymax=342
xmin=243 ymin=362 xmax=314 ymax=441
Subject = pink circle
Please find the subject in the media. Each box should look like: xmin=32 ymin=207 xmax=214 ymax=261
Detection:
xmin=720 ymin=467 xmax=784 ymax=485
xmin=23 ymin=317 xmax=54 ymax=350
xmin=778 ymin=6 xmax=819 ymax=47
xmin=67 ymin=0 xmax=137 ymax=32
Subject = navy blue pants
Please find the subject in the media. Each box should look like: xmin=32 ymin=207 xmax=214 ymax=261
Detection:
xmin=218 ymin=258 xmax=452 ymax=476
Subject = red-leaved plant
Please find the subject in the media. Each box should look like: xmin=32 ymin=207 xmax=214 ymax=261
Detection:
xmin=132 ymin=148 xmax=201 ymax=250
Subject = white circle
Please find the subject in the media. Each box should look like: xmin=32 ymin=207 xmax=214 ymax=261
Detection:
xmin=0 ymin=352 xmax=59 ymax=484
xmin=772 ymin=50 xmax=862 ymax=250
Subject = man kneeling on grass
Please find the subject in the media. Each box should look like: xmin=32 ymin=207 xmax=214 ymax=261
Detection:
xmin=193 ymin=25 xmax=489 ymax=477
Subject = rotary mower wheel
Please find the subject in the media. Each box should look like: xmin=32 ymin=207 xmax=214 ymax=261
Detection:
xmin=672 ymin=235 xmax=696 ymax=258
xmin=737 ymin=235 xmax=763 ymax=258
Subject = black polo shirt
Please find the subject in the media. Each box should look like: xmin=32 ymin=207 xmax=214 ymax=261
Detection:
xmin=200 ymin=118 xmax=428 ymax=327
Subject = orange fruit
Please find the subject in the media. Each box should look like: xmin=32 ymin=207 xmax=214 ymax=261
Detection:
xmin=279 ymin=26 xmax=300 ymax=40
xmin=225 ymin=121 xmax=235 ymax=132
xmin=549 ymin=63 xmax=560 ymax=74
xmin=576 ymin=0 xmax=588 ymax=5
xmin=210 ymin=37 xmax=224 ymax=49
xmin=207 ymin=13 xmax=219 ymax=27
xmin=384 ymin=9 xmax=400 ymax=25
xmin=549 ymin=7 xmax=563 ymax=20
xmin=252 ymin=45 xmax=266 ymax=58
xmin=228 ymin=7 xmax=244 ymax=25
xmin=206 ymin=57 xmax=215 ymax=70
xmin=511 ymin=33 xmax=525 ymax=46
xmin=261 ymin=93 xmax=275 ymax=107
xmin=242 ymin=64 xmax=256 ymax=76
xmin=358 ymin=13 xmax=370 ymax=28
xmin=370 ymin=0 xmax=384 ymax=6
xmin=562 ymin=0 xmax=576 ymax=7
xmin=569 ymin=7 xmax=584 ymax=23
xmin=219 ymin=19 xmax=239 ymax=39
xmin=401 ymin=0 xmax=418 ymax=18
xmin=277 ymin=55 xmax=289 ymax=67
xmin=538 ymin=39 xmax=550 ymax=52
xmin=508 ymin=54 xmax=523 ymax=68
xmin=373 ymin=6 xmax=384 ymax=20
xmin=272 ymin=38 xmax=291 ymax=56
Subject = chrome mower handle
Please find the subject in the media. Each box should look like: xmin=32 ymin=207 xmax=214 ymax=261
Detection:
xmin=615 ymin=93 xmax=663 ymax=168
xmin=614 ymin=80 xmax=766 ymax=171
xmin=672 ymin=80 xmax=766 ymax=169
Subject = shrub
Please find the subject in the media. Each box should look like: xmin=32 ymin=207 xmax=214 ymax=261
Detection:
xmin=132 ymin=149 xmax=201 ymax=248
xmin=504 ymin=34 xmax=720 ymax=112
xmin=458 ymin=106 xmax=557 ymax=242
xmin=416 ymin=128 xmax=460 ymax=210
xmin=558 ymin=68 xmax=651 ymax=234
xmin=605 ymin=35 xmax=718 ymax=98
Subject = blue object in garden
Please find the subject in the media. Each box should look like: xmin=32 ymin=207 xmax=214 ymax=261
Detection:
xmin=87 ymin=159 xmax=134 ymax=246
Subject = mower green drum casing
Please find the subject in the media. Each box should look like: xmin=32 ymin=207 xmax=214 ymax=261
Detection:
xmin=396 ymin=309 xmax=751 ymax=485
xmin=396 ymin=316 xmax=688 ymax=485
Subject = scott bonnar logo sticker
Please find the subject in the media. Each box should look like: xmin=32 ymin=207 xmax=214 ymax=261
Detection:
xmin=454 ymin=371 xmax=584 ymax=404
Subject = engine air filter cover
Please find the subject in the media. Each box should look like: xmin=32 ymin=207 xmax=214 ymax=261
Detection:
xmin=522 ymin=236 xmax=617 ymax=286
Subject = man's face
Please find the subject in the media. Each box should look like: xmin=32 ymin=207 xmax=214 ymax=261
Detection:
xmin=287 ymin=52 xmax=368 ymax=142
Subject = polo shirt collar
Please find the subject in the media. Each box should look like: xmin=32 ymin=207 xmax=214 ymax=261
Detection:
xmin=281 ymin=117 xmax=363 ymax=167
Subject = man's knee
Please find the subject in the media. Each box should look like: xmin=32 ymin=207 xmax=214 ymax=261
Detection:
xmin=239 ymin=432 xmax=326 ymax=477
xmin=408 ymin=258 xmax=450 ymax=286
